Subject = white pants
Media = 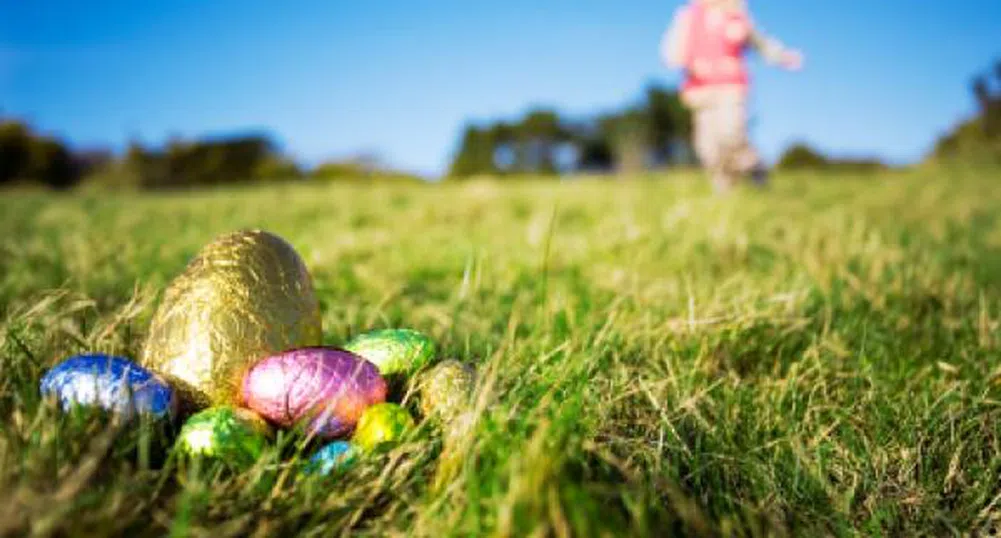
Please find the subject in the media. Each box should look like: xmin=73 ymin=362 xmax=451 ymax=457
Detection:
xmin=686 ymin=87 xmax=761 ymax=193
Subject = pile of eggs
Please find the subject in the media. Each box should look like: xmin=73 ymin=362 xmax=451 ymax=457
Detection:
xmin=39 ymin=229 xmax=476 ymax=475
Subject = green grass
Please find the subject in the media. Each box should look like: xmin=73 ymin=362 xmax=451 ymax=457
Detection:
xmin=2 ymin=167 xmax=1001 ymax=537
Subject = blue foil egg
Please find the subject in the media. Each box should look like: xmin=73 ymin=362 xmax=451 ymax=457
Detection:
xmin=307 ymin=441 xmax=358 ymax=476
xmin=40 ymin=354 xmax=176 ymax=419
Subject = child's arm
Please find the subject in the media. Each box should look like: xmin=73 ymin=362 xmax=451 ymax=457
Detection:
xmin=748 ymin=25 xmax=803 ymax=70
xmin=660 ymin=6 xmax=691 ymax=69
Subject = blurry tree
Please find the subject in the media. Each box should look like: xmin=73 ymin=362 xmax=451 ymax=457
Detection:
xmin=79 ymin=134 xmax=294 ymax=190
xmin=644 ymin=85 xmax=691 ymax=165
xmin=27 ymin=137 xmax=77 ymax=189
xmin=777 ymin=143 xmax=829 ymax=170
xmin=516 ymin=109 xmax=565 ymax=174
xmin=310 ymin=153 xmax=423 ymax=183
xmin=778 ymin=142 xmax=887 ymax=173
xmin=0 ymin=120 xmax=32 ymax=184
xmin=447 ymin=84 xmax=692 ymax=179
xmin=573 ymin=124 xmax=615 ymax=172
xmin=932 ymin=59 xmax=1001 ymax=165
xmin=254 ymin=156 xmax=303 ymax=181
xmin=600 ymin=109 xmax=650 ymax=175
xmin=74 ymin=148 xmax=115 ymax=178
xmin=0 ymin=120 xmax=81 ymax=189
xmin=311 ymin=160 xmax=370 ymax=180
xmin=120 ymin=134 xmax=279 ymax=189
xmin=449 ymin=125 xmax=501 ymax=177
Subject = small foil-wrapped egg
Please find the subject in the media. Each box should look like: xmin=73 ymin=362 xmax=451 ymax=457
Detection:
xmin=352 ymin=403 xmax=415 ymax=453
xmin=174 ymin=407 xmax=271 ymax=469
xmin=307 ymin=441 xmax=359 ymax=476
xmin=417 ymin=359 xmax=476 ymax=422
xmin=39 ymin=354 xmax=176 ymax=419
xmin=343 ymin=329 xmax=436 ymax=377
xmin=140 ymin=230 xmax=322 ymax=408
xmin=241 ymin=347 xmax=387 ymax=438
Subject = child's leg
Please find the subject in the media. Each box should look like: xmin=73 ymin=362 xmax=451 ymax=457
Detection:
xmin=711 ymin=169 xmax=738 ymax=193
xmin=716 ymin=93 xmax=764 ymax=184
xmin=693 ymin=103 xmax=737 ymax=193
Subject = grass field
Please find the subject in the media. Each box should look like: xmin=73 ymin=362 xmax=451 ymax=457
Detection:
xmin=2 ymin=167 xmax=1001 ymax=537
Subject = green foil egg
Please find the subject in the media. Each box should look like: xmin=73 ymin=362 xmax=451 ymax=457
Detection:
xmin=417 ymin=360 xmax=476 ymax=422
xmin=343 ymin=329 xmax=436 ymax=377
xmin=174 ymin=407 xmax=271 ymax=469
xmin=351 ymin=403 xmax=415 ymax=453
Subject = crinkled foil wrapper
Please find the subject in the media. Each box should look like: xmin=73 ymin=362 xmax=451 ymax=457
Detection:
xmin=352 ymin=403 xmax=415 ymax=452
xmin=242 ymin=347 xmax=387 ymax=438
xmin=175 ymin=406 xmax=271 ymax=467
xmin=344 ymin=328 xmax=436 ymax=376
xmin=40 ymin=354 xmax=176 ymax=419
xmin=141 ymin=230 xmax=322 ymax=409
xmin=417 ymin=359 xmax=475 ymax=421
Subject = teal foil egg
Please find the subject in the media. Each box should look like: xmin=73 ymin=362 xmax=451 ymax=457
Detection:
xmin=307 ymin=441 xmax=359 ymax=476
xmin=343 ymin=329 xmax=436 ymax=377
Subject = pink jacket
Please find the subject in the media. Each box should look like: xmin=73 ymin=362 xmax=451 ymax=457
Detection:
xmin=681 ymin=2 xmax=751 ymax=93
xmin=662 ymin=2 xmax=789 ymax=99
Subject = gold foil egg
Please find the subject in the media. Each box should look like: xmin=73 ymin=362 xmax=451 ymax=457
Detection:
xmin=141 ymin=230 xmax=322 ymax=408
xmin=417 ymin=359 xmax=476 ymax=422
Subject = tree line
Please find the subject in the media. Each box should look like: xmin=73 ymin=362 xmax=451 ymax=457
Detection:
xmin=0 ymin=122 xmax=422 ymax=190
xmin=445 ymin=82 xmax=903 ymax=179
xmin=448 ymin=85 xmax=694 ymax=178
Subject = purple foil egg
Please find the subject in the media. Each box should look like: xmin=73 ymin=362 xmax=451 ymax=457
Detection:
xmin=241 ymin=347 xmax=387 ymax=438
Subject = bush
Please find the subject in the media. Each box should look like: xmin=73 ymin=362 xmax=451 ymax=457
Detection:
xmin=777 ymin=143 xmax=829 ymax=170
xmin=309 ymin=159 xmax=424 ymax=184
xmin=310 ymin=161 xmax=370 ymax=181
xmin=254 ymin=157 xmax=304 ymax=182
xmin=777 ymin=142 xmax=887 ymax=173
xmin=0 ymin=120 xmax=81 ymax=189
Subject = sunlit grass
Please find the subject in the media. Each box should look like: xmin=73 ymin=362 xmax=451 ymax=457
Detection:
xmin=2 ymin=166 xmax=1001 ymax=536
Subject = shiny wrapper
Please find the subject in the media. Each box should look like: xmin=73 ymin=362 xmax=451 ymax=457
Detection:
xmin=40 ymin=354 xmax=176 ymax=419
xmin=141 ymin=230 xmax=322 ymax=408
xmin=307 ymin=440 xmax=359 ymax=476
xmin=433 ymin=410 xmax=477 ymax=493
xmin=241 ymin=347 xmax=387 ymax=438
xmin=351 ymin=403 xmax=415 ymax=453
xmin=175 ymin=407 xmax=271 ymax=469
xmin=417 ymin=359 xmax=475 ymax=422
xmin=343 ymin=329 xmax=436 ymax=377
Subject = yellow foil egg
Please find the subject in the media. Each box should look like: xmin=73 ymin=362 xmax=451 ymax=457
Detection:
xmin=140 ymin=230 xmax=322 ymax=408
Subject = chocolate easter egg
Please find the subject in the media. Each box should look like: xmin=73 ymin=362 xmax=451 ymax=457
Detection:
xmin=241 ymin=347 xmax=387 ymax=438
xmin=140 ymin=230 xmax=322 ymax=408
xmin=417 ymin=359 xmax=475 ymax=421
xmin=352 ymin=403 xmax=415 ymax=453
xmin=40 ymin=354 xmax=176 ymax=419
xmin=307 ymin=441 xmax=359 ymax=476
xmin=175 ymin=407 xmax=271 ymax=469
xmin=343 ymin=329 xmax=436 ymax=377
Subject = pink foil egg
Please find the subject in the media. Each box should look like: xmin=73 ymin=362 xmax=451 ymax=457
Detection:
xmin=241 ymin=348 xmax=387 ymax=438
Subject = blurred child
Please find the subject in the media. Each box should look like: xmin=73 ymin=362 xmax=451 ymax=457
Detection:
xmin=661 ymin=0 xmax=803 ymax=193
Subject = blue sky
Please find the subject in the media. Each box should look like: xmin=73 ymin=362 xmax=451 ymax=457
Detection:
xmin=1 ymin=0 xmax=998 ymax=176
